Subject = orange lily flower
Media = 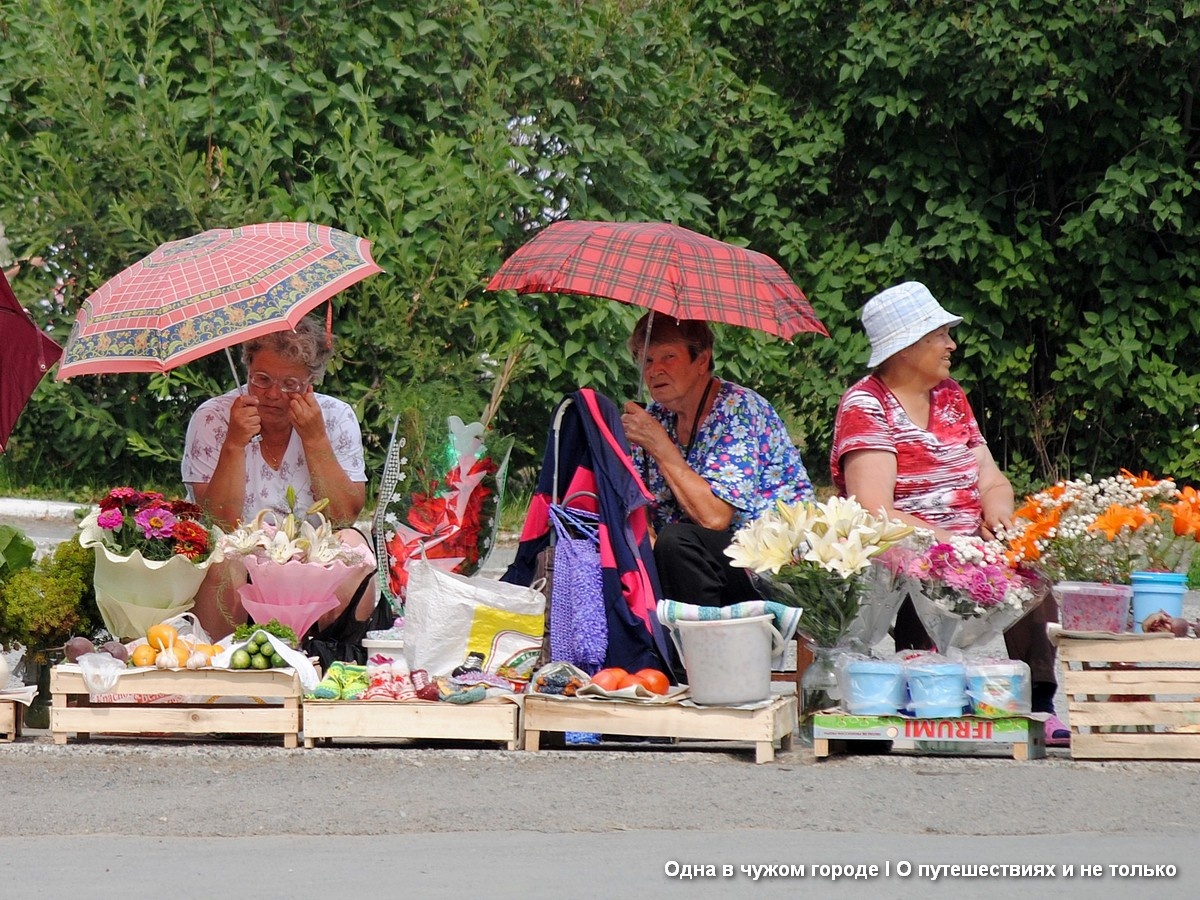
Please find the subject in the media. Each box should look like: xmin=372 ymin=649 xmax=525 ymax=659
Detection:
xmin=1089 ymin=504 xmax=1155 ymax=540
xmin=1166 ymin=488 xmax=1200 ymax=537
xmin=1120 ymin=468 xmax=1161 ymax=488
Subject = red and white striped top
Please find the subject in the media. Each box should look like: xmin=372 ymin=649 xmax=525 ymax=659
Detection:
xmin=830 ymin=374 xmax=985 ymax=535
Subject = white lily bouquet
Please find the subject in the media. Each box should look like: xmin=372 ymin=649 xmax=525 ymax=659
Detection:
xmin=725 ymin=497 xmax=913 ymax=649
xmin=218 ymin=489 xmax=373 ymax=638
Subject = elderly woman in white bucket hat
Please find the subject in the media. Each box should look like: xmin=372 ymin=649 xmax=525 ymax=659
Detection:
xmin=829 ymin=281 xmax=1067 ymax=746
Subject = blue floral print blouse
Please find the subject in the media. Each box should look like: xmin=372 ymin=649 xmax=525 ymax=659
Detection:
xmin=632 ymin=379 xmax=814 ymax=531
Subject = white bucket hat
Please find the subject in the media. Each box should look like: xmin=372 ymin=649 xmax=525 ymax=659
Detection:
xmin=862 ymin=281 xmax=963 ymax=368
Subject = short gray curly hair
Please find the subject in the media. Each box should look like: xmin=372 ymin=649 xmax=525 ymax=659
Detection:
xmin=240 ymin=315 xmax=333 ymax=381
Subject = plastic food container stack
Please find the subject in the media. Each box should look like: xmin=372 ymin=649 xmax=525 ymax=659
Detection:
xmin=904 ymin=660 xmax=968 ymax=718
xmin=841 ymin=659 xmax=906 ymax=715
xmin=965 ymin=660 xmax=1031 ymax=718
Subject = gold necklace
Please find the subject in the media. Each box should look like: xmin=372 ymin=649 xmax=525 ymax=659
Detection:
xmin=261 ymin=440 xmax=285 ymax=468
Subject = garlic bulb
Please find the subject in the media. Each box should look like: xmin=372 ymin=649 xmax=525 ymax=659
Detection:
xmin=155 ymin=649 xmax=175 ymax=669
xmin=186 ymin=651 xmax=208 ymax=670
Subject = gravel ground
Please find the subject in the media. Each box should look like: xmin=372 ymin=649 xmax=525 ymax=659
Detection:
xmin=2 ymin=735 xmax=1200 ymax=839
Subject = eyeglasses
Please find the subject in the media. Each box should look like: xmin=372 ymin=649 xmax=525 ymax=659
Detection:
xmin=247 ymin=371 xmax=312 ymax=394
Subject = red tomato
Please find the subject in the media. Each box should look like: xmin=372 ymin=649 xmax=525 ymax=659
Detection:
xmin=633 ymin=668 xmax=670 ymax=695
xmin=617 ymin=672 xmax=651 ymax=691
xmin=589 ymin=667 xmax=627 ymax=691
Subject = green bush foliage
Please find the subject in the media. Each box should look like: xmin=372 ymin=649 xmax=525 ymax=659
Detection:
xmin=694 ymin=0 xmax=1200 ymax=487
xmin=1 ymin=0 xmax=1197 ymax=499
xmin=0 ymin=539 xmax=98 ymax=654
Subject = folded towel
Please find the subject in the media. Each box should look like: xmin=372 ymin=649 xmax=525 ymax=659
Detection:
xmin=656 ymin=599 xmax=802 ymax=668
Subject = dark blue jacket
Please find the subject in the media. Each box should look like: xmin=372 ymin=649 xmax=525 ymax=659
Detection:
xmin=502 ymin=389 xmax=671 ymax=674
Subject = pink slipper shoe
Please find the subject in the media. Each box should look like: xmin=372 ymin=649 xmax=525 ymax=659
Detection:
xmin=1044 ymin=714 xmax=1071 ymax=747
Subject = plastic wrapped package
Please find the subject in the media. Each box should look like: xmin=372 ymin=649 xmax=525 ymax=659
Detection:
xmin=964 ymin=657 xmax=1031 ymax=717
xmin=902 ymin=652 xmax=968 ymax=718
xmin=835 ymin=652 xmax=906 ymax=716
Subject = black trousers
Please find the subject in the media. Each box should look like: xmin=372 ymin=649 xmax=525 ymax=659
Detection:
xmin=654 ymin=523 xmax=760 ymax=608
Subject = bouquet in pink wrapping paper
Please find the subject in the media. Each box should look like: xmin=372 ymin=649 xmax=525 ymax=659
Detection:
xmin=218 ymin=490 xmax=373 ymax=638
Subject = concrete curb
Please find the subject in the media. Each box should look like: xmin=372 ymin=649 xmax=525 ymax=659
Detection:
xmin=0 ymin=498 xmax=88 ymax=521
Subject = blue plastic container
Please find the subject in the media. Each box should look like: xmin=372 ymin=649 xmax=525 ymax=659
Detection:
xmin=843 ymin=659 xmax=906 ymax=715
xmin=1130 ymin=571 xmax=1188 ymax=633
xmin=905 ymin=661 xmax=967 ymax=718
xmin=965 ymin=661 xmax=1031 ymax=717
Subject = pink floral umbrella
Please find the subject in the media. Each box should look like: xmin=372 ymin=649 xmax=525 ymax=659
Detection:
xmin=55 ymin=221 xmax=381 ymax=380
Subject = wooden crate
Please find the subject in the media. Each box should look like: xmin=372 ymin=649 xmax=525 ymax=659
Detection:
xmin=522 ymin=693 xmax=797 ymax=763
xmin=1057 ymin=633 xmax=1200 ymax=760
xmin=302 ymin=699 xmax=521 ymax=749
xmin=770 ymin=636 xmax=814 ymax=692
xmin=50 ymin=665 xmax=302 ymax=748
xmin=0 ymin=699 xmax=22 ymax=742
xmin=813 ymin=712 xmax=1045 ymax=761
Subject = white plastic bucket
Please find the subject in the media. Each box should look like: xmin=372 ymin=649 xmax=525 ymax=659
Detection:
xmin=362 ymin=639 xmax=404 ymax=663
xmin=671 ymin=615 xmax=784 ymax=705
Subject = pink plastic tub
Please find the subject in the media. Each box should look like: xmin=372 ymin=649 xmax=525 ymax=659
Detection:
xmin=1052 ymin=582 xmax=1132 ymax=633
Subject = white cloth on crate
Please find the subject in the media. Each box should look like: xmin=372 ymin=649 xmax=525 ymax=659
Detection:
xmin=182 ymin=388 xmax=367 ymax=522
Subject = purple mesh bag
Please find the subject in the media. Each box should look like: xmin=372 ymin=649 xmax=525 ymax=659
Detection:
xmin=549 ymin=505 xmax=608 ymax=673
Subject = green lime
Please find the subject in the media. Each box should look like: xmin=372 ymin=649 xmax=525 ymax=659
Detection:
xmin=254 ymin=631 xmax=271 ymax=645
xmin=251 ymin=653 xmax=271 ymax=670
xmin=230 ymin=649 xmax=251 ymax=670
xmin=245 ymin=642 xmax=260 ymax=657
xmin=270 ymin=654 xmax=286 ymax=668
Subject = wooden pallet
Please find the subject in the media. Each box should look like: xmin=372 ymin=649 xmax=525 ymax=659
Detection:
xmin=0 ymin=699 xmax=22 ymax=742
xmin=302 ymin=698 xmax=521 ymax=749
xmin=50 ymin=665 xmax=302 ymax=748
xmin=522 ymin=693 xmax=797 ymax=763
xmin=1057 ymin=632 xmax=1200 ymax=760
xmin=813 ymin=712 xmax=1045 ymax=760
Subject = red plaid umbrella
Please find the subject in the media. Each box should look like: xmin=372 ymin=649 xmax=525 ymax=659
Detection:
xmin=486 ymin=220 xmax=827 ymax=339
xmin=1 ymin=267 xmax=62 ymax=452
xmin=56 ymin=221 xmax=382 ymax=380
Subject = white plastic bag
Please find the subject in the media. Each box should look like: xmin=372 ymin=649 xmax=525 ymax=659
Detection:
xmin=403 ymin=559 xmax=545 ymax=680
xmin=76 ymin=652 xmax=129 ymax=698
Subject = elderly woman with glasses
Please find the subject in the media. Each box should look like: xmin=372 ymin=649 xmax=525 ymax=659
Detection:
xmin=182 ymin=316 xmax=378 ymax=654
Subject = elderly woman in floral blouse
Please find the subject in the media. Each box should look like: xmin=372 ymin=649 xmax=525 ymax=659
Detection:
xmin=182 ymin=317 xmax=379 ymax=658
xmin=620 ymin=314 xmax=815 ymax=607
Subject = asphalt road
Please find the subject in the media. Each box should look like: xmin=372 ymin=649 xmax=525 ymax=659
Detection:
xmin=1 ymin=740 xmax=1198 ymax=899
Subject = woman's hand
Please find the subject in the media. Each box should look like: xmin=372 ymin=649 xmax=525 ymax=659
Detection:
xmin=288 ymin=387 xmax=327 ymax=442
xmin=621 ymin=401 xmax=670 ymax=455
xmin=227 ymin=394 xmax=262 ymax=446
xmin=973 ymin=446 xmax=1014 ymax=536
xmin=620 ymin=401 xmax=733 ymax=531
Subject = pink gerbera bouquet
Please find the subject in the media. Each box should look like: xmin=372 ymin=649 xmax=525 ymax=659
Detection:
xmin=879 ymin=532 xmax=1039 ymax=651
